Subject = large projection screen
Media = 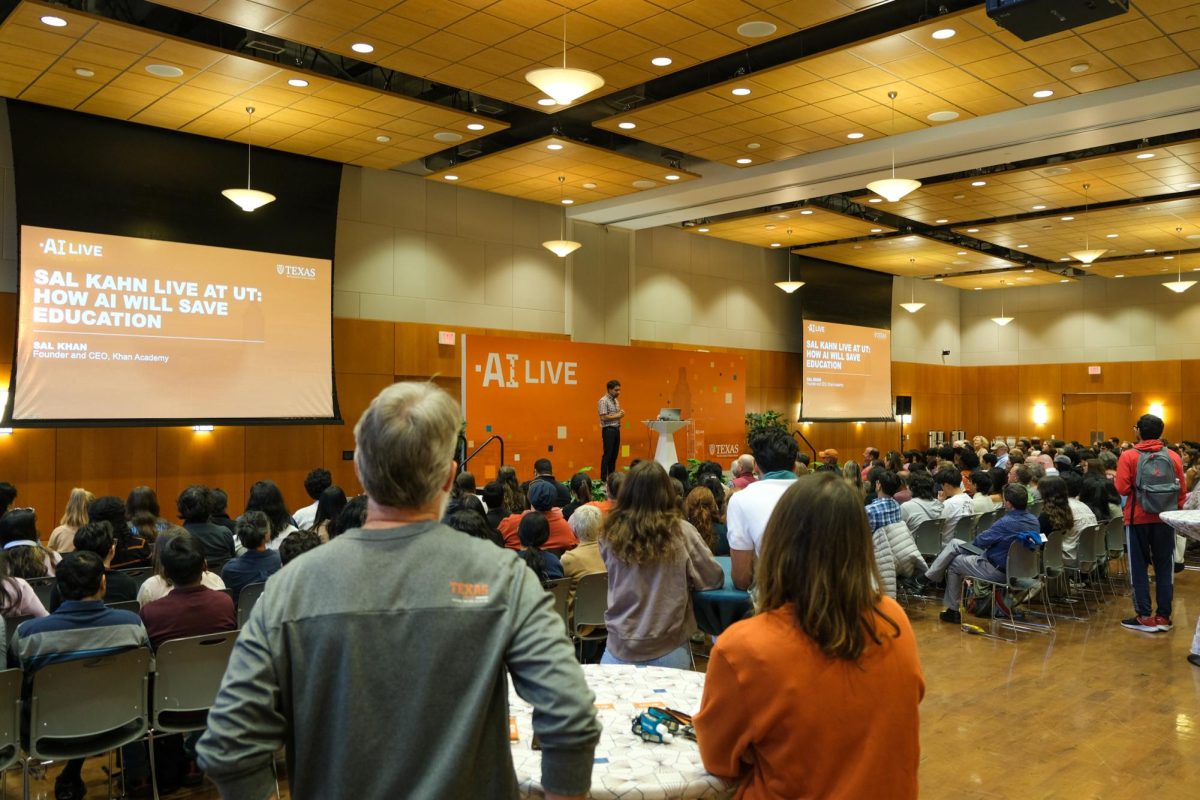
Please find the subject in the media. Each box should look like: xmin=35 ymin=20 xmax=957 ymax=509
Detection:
xmin=801 ymin=319 xmax=894 ymax=421
xmin=13 ymin=225 xmax=335 ymax=424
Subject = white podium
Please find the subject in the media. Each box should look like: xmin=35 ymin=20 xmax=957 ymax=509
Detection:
xmin=645 ymin=420 xmax=688 ymax=470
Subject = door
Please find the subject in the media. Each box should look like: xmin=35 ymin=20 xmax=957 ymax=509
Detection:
xmin=1062 ymin=393 xmax=1132 ymax=444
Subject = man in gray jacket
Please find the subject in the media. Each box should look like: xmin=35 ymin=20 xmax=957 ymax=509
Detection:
xmin=197 ymin=381 xmax=600 ymax=799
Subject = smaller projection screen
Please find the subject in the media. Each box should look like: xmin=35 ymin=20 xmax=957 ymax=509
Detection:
xmin=801 ymin=319 xmax=893 ymax=421
xmin=13 ymin=225 xmax=334 ymax=424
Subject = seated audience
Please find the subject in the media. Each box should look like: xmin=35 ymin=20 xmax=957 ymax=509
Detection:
xmin=562 ymin=505 xmax=605 ymax=582
xmin=497 ymin=465 xmax=527 ymax=514
xmin=311 ymin=485 xmax=347 ymax=543
xmin=694 ymin=473 xmax=924 ymax=800
xmin=728 ymin=428 xmax=800 ymax=590
xmin=599 ymin=461 xmax=723 ymax=669
xmin=586 ymin=471 xmax=624 ymax=515
xmin=684 ymin=485 xmax=728 ymax=555
xmin=842 ymin=460 xmax=864 ymax=496
xmin=865 ymin=469 xmax=903 ymax=533
xmin=221 ymin=511 xmax=282 ymax=602
xmin=178 ymin=484 xmax=236 ymax=573
xmin=498 ymin=481 xmax=578 ymax=554
xmin=562 ymin=472 xmax=593 ymax=520
xmin=482 ymin=481 xmax=508 ymax=530
xmin=48 ymin=521 xmax=139 ymax=610
xmin=138 ymin=525 xmax=226 ymax=607
xmin=139 ymin=532 xmax=236 ymax=649
xmin=90 ymin=495 xmax=152 ymax=569
xmin=0 ymin=507 xmax=61 ymax=577
xmin=936 ymin=467 xmax=973 ymax=545
xmin=10 ymin=551 xmax=149 ymax=800
xmin=968 ymin=470 xmax=998 ymax=514
xmin=279 ymin=529 xmax=322 ymax=566
xmin=0 ymin=482 xmax=16 ymax=517
xmin=247 ymin=480 xmax=298 ymax=552
xmin=900 ymin=471 xmax=943 ymax=532
xmin=209 ymin=488 xmax=238 ymax=535
xmin=1037 ymin=475 xmax=1076 ymax=555
xmin=668 ymin=463 xmax=692 ymax=495
xmin=516 ymin=513 xmax=564 ymax=585
xmin=329 ymin=495 xmax=368 ymax=539
xmin=444 ymin=509 xmax=505 ymax=548
xmin=453 ymin=471 xmax=479 ymax=505
xmin=926 ymin=484 xmax=1039 ymax=624
xmin=128 ymin=486 xmax=170 ymax=540
xmin=522 ymin=459 xmax=572 ymax=507
xmin=47 ymin=487 xmax=93 ymax=554
xmin=293 ymin=467 xmax=332 ymax=531
xmin=0 ymin=556 xmax=48 ymax=620
xmin=892 ymin=469 xmax=913 ymax=504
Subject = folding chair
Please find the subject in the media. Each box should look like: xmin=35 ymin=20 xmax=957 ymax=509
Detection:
xmin=24 ymin=580 xmax=54 ymax=614
xmin=543 ymin=578 xmax=571 ymax=637
xmin=148 ymin=632 xmax=241 ymax=800
xmin=236 ymin=582 xmax=267 ymax=628
xmin=1040 ymin=530 xmax=1083 ymax=622
xmin=572 ymin=573 xmax=608 ymax=660
xmin=105 ymin=600 xmax=140 ymax=613
xmin=24 ymin=648 xmax=152 ymax=800
xmin=1103 ymin=517 xmax=1128 ymax=591
xmin=965 ymin=539 xmax=1052 ymax=643
xmin=952 ymin=514 xmax=977 ymax=543
xmin=0 ymin=669 xmax=20 ymax=800
xmin=912 ymin=519 xmax=944 ymax=562
xmin=1063 ymin=524 xmax=1105 ymax=615
xmin=116 ymin=568 xmax=154 ymax=591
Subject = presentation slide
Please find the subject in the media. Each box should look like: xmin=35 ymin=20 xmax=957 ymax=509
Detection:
xmin=13 ymin=225 xmax=335 ymax=423
xmin=801 ymin=319 xmax=893 ymax=421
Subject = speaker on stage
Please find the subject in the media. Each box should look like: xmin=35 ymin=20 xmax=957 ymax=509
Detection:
xmin=895 ymin=395 xmax=912 ymax=416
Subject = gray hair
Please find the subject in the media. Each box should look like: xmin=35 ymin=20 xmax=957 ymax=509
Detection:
xmin=1098 ymin=450 xmax=1118 ymax=470
xmin=567 ymin=504 xmax=602 ymax=543
xmin=354 ymin=382 xmax=460 ymax=510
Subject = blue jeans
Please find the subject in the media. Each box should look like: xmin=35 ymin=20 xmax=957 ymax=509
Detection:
xmin=1127 ymin=522 xmax=1174 ymax=618
xmin=601 ymin=644 xmax=692 ymax=670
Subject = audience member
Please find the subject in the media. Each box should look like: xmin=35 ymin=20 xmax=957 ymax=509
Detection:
xmin=444 ymin=509 xmax=505 ymax=548
xmin=0 ymin=553 xmax=48 ymax=620
xmin=728 ymin=428 xmax=799 ymax=589
xmin=498 ymin=481 xmax=578 ymax=553
xmin=586 ymin=471 xmax=624 ymax=515
xmin=861 ymin=447 xmax=881 ymax=480
xmin=482 ymin=481 xmax=507 ymax=530
xmin=0 ymin=483 xmax=16 ymax=517
xmin=842 ymin=460 xmax=863 ymax=496
xmin=522 ymin=458 xmax=571 ymax=507
xmin=221 ymin=511 xmax=282 ymax=602
xmin=198 ymin=381 xmax=599 ymax=798
xmin=246 ymin=480 xmax=297 ymax=552
xmin=47 ymin=487 xmax=93 ymax=554
xmin=936 ymin=468 xmax=973 ymax=546
xmin=311 ymin=485 xmax=347 ymax=543
xmin=128 ymin=486 xmax=169 ymax=539
xmin=562 ymin=472 xmax=593 ymax=520
xmin=329 ymin=494 xmax=367 ymax=539
xmin=562 ymin=505 xmax=605 ymax=581
xmin=517 ymin=513 xmax=563 ymax=584
xmin=453 ymin=470 xmax=478 ymax=503
xmin=209 ymin=488 xmax=238 ymax=535
xmin=10 ymin=551 xmax=149 ymax=800
xmin=968 ymin=470 xmax=998 ymax=514
xmin=48 ymin=521 xmax=139 ymax=610
xmin=731 ymin=454 xmax=757 ymax=490
xmin=293 ymin=468 xmax=332 ymax=531
xmin=90 ymin=495 xmax=151 ymax=569
xmin=497 ymin=465 xmax=527 ymax=514
xmin=0 ymin=508 xmax=60 ymax=577
xmin=139 ymin=532 xmax=236 ymax=649
xmin=900 ymin=471 xmax=943 ymax=532
xmin=865 ymin=469 xmax=903 ymax=533
xmin=138 ymin=525 xmax=226 ymax=607
xmin=695 ymin=473 xmax=924 ymax=800
xmin=684 ymin=486 xmax=727 ymax=555
xmin=279 ymin=529 xmax=322 ymax=566
xmin=177 ymin=484 xmax=236 ymax=572
xmin=1062 ymin=470 xmax=1098 ymax=558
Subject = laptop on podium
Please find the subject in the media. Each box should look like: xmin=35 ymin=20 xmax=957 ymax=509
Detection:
xmin=657 ymin=408 xmax=681 ymax=421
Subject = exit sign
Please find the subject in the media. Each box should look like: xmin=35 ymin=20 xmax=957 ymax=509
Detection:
xmin=438 ymin=331 xmax=456 ymax=345
xmin=1088 ymin=366 xmax=1101 ymax=375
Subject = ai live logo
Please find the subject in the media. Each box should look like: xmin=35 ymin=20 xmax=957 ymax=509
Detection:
xmin=480 ymin=352 xmax=578 ymax=388
xmin=276 ymin=263 xmax=317 ymax=279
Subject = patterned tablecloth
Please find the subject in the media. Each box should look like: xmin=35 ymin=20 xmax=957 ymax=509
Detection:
xmin=509 ymin=664 xmax=736 ymax=800
xmin=1160 ymin=510 xmax=1200 ymax=542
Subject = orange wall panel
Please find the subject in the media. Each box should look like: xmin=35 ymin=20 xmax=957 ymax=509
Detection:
xmin=55 ymin=428 xmax=158 ymax=511
xmin=156 ymin=426 xmax=248 ymax=515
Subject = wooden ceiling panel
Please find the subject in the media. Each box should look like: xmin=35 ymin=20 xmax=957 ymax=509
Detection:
xmin=1088 ymin=253 xmax=1200 ymax=279
xmin=0 ymin=0 xmax=506 ymax=171
xmin=940 ymin=269 xmax=1073 ymax=290
xmin=794 ymin=234 xmax=1019 ymax=277
xmin=686 ymin=207 xmax=894 ymax=249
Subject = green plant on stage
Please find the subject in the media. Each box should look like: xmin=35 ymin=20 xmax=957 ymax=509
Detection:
xmin=686 ymin=458 xmax=701 ymax=484
xmin=745 ymin=410 xmax=788 ymax=439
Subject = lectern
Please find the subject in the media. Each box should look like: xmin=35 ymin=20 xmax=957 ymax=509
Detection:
xmin=645 ymin=419 xmax=688 ymax=470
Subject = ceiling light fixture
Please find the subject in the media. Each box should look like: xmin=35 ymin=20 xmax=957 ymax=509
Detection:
xmin=736 ymin=157 xmax=752 ymax=165
xmin=927 ymin=110 xmax=959 ymax=122
xmin=1032 ymin=89 xmax=1054 ymax=98
xmin=1136 ymin=152 xmax=1155 ymax=159
xmin=991 ymin=280 xmax=1013 ymax=326
xmin=665 ymin=174 xmax=680 ymax=181
xmin=900 ymin=260 xmax=925 ymax=313
xmin=731 ymin=87 xmax=751 ymax=96
xmin=444 ymin=174 xmax=459 ymax=181
xmin=932 ymin=28 xmax=956 ymax=39
xmin=618 ymin=121 xmax=636 ymax=129
xmin=351 ymin=42 xmax=374 ymax=54
xmin=1163 ymin=226 xmax=1196 ymax=293
xmin=466 ymin=123 xmax=485 ymax=131
xmin=1067 ymin=183 xmax=1107 ymax=264
xmin=40 ymin=15 xmax=67 ymax=27
xmin=971 ymin=180 xmax=987 ymax=187
xmin=651 ymin=56 xmax=673 ymax=67
xmin=375 ymin=135 xmax=390 ymax=143
xmin=74 ymin=67 xmax=95 ymax=78
xmin=866 ymin=91 xmax=922 ymax=202
xmin=145 ymin=64 xmax=184 ymax=78
xmin=287 ymin=78 xmax=309 ymax=87
xmin=775 ymin=228 xmax=804 ymax=293
xmin=1070 ymin=62 xmax=1090 ymax=73
xmin=543 ymin=175 xmax=581 ymax=258
xmin=546 ymin=142 xmax=563 ymax=150
xmin=221 ymin=106 xmax=275 ymax=213
xmin=737 ymin=21 xmax=778 ymax=38
xmin=697 ymin=227 xmax=709 ymax=233
xmin=847 ymin=132 xmax=864 ymax=139
xmin=537 ymin=98 xmax=557 ymax=106
xmin=525 ymin=13 xmax=604 ymax=106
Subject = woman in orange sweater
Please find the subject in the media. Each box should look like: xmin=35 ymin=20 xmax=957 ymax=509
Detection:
xmin=694 ymin=472 xmax=925 ymax=799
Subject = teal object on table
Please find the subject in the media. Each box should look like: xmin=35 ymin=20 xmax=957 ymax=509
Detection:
xmin=692 ymin=555 xmax=752 ymax=636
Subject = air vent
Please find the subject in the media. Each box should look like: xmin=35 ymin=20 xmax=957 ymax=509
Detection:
xmin=473 ymin=102 xmax=505 ymax=115
xmin=611 ymin=88 xmax=646 ymax=108
xmin=457 ymin=144 xmax=483 ymax=158
xmin=246 ymin=38 xmax=286 ymax=55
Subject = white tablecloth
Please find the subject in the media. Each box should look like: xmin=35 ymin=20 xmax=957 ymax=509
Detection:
xmin=1160 ymin=510 xmax=1200 ymax=542
xmin=508 ymin=664 xmax=736 ymax=800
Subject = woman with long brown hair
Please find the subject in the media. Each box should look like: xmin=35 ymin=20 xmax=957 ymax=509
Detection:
xmin=683 ymin=485 xmax=725 ymax=554
xmin=695 ymin=472 xmax=924 ymax=799
xmin=48 ymin=487 xmax=93 ymax=553
xmin=599 ymin=461 xmax=723 ymax=669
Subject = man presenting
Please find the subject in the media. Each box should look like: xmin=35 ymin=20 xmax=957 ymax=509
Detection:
xmin=598 ymin=379 xmax=624 ymax=480
xmin=198 ymin=382 xmax=600 ymax=799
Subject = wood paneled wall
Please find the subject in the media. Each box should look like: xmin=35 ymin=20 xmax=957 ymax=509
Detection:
xmin=1 ymin=310 xmax=1197 ymax=533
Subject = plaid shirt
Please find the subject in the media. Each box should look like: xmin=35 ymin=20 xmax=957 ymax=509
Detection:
xmin=598 ymin=394 xmax=620 ymax=427
xmin=865 ymin=496 xmax=902 ymax=532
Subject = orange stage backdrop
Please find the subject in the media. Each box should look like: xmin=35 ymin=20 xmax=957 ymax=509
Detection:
xmin=462 ymin=335 xmax=746 ymax=479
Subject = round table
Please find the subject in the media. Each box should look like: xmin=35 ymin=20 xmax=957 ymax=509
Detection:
xmin=692 ymin=556 xmax=752 ymax=637
xmin=1160 ymin=509 xmax=1200 ymax=541
xmin=508 ymin=664 xmax=736 ymax=800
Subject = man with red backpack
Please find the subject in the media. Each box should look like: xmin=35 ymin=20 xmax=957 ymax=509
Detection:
xmin=1115 ymin=413 xmax=1186 ymax=633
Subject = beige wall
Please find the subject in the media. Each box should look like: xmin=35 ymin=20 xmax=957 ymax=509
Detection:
xmin=0 ymin=101 xmax=16 ymax=293
xmin=890 ymin=276 xmax=961 ymax=366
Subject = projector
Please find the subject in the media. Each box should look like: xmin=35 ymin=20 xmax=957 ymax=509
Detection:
xmin=986 ymin=0 xmax=1130 ymax=42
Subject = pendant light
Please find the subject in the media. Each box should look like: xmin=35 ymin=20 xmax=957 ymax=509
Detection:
xmin=221 ymin=106 xmax=276 ymax=212
xmin=774 ymin=228 xmax=804 ymax=293
xmin=899 ymin=258 xmax=925 ymax=312
xmin=525 ymin=14 xmax=605 ymax=106
xmin=1163 ymin=226 xmax=1196 ymax=293
xmin=866 ymin=91 xmax=922 ymax=203
xmin=1067 ymin=183 xmax=1106 ymax=264
xmin=543 ymin=175 xmax=581 ymax=257
xmin=991 ymin=280 xmax=1013 ymax=326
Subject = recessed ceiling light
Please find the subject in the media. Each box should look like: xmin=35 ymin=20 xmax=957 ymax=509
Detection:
xmin=73 ymin=67 xmax=95 ymax=78
xmin=928 ymin=110 xmax=960 ymax=122
xmin=1164 ymin=255 xmax=1175 ymax=260
xmin=1059 ymin=257 xmax=1070 ymax=261
xmin=746 ymin=142 xmax=760 ymax=150
xmin=444 ymin=175 xmax=458 ymax=181
xmin=561 ymin=198 xmax=574 ymax=205
xmin=697 ymin=227 xmax=709 ymax=233
xmin=1032 ymin=204 xmax=1047 ymax=210
xmin=1024 ymin=269 xmax=1034 ymax=273
xmin=932 ymin=28 xmax=956 ymax=40
xmin=731 ymin=87 xmax=751 ymax=96
xmin=953 ymin=194 xmax=965 ymax=200
xmin=618 ymin=121 xmax=636 ymax=130
xmin=1070 ymin=62 xmax=1091 ymax=74
xmin=868 ymin=198 xmax=881 ymax=203
xmin=632 ymin=179 xmax=657 ymax=189
xmin=736 ymin=157 xmax=753 ymax=165
xmin=1188 ymin=234 xmax=1200 ymax=241
xmin=800 ymin=210 xmax=814 ymax=215
xmin=375 ymin=135 xmax=390 ymax=143
xmin=351 ymin=42 xmax=374 ymax=54
xmin=1032 ymin=89 xmax=1054 ymax=98
xmin=145 ymin=64 xmax=184 ymax=78
xmin=537 ymin=98 xmax=557 ymax=106
xmin=1114 ymin=273 xmax=1125 ymax=278
xmin=956 ymin=251 xmax=966 ymax=256
xmin=1136 ymin=152 xmax=1155 ymax=159
xmin=971 ymin=180 xmax=987 ymax=187
xmin=434 ymin=131 xmax=463 ymax=143
xmin=582 ymin=182 xmax=597 ymax=189
xmin=288 ymin=78 xmax=309 ymax=87
xmin=847 ymin=132 xmax=864 ymax=139
xmin=1105 ymin=233 xmax=1118 ymax=238
xmin=737 ymin=20 xmax=778 ymax=38
xmin=1017 ymin=243 xmax=1029 ymax=248
xmin=1061 ymin=215 xmax=1075 ymax=221
xmin=1060 ymin=278 xmax=1070 ymax=283
xmin=1187 ymin=182 xmax=1200 ymax=189
xmin=770 ymin=242 xmax=781 ymax=247
xmin=651 ymin=56 xmax=673 ymax=67
xmin=764 ymin=224 xmax=776 ymax=230
xmin=973 ymin=287 xmax=982 ymax=291
xmin=546 ymin=143 xmax=563 ymax=150
xmin=40 ymin=15 xmax=67 ymax=27
xmin=665 ymin=174 xmax=680 ymax=181
xmin=1145 ymin=248 xmax=1156 ymax=253
xmin=967 ymin=228 xmax=980 ymax=233
xmin=905 ymin=236 xmax=917 ymax=241
xmin=466 ymin=123 xmax=485 ymax=131
xmin=935 ymin=218 xmax=949 ymax=224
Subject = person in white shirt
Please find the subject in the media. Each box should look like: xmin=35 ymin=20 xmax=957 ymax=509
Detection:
xmin=900 ymin=471 xmax=943 ymax=531
xmin=936 ymin=467 xmax=974 ymax=546
xmin=727 ymin=429 xmax=800 ymax=589
xmin=292 ymin=467 xmax=332 ymax=531
xmin=967 ymin=470 xmax=998 ymax=514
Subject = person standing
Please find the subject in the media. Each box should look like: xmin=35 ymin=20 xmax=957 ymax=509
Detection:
xmin=598 ymin=379 xmax=624 ymax=480
xmin=1116 ymin=413 xmax=1186 ymax=633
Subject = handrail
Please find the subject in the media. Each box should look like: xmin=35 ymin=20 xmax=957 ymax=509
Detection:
xmin=791 ymin=429 xmax=818 ymax=461
xmin=460 ymin=435 xmax=504 ymax=472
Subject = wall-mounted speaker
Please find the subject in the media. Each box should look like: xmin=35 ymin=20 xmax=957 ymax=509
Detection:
xmin=895 ymin=395 xmax=912 ymax=415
